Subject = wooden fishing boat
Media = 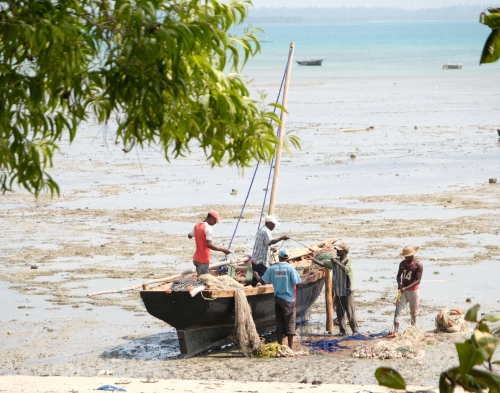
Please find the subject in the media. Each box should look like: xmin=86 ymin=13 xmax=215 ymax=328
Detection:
xmin=140 ymin=238 xmax=335 ymax=358
xmin=297 ymin=59 xmax=323 ymax=66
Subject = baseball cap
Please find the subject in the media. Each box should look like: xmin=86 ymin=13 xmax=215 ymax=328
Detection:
xmin=279 ymin=249 xmax=289 ymax=258
xmin=265 ymin=215 xmax=280 ymax=226
xmin=208 ymin=210 xmax=221 ymax=223
xmin=333 ymin=242 xmax=350 ymax=252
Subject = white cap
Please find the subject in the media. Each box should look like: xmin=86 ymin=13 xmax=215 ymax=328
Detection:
xmin=265 ymin=215 xmax=280 ymax=226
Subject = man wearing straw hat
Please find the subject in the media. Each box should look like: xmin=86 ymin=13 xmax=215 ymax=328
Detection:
xmin=188 ymin=210 xmax=231 ymax=276
xmin=387 ymin=245 xmax=424 ymax=338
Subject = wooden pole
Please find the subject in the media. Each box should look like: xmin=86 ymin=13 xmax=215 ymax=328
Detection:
xmin=268 ymin=42 xmax=295 ymax=216
xmin=324 ymin=268 xmax=334 ymax=333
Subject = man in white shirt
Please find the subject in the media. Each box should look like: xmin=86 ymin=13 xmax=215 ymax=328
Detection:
xmin=251 ymin=215 xmax=290 ymax=286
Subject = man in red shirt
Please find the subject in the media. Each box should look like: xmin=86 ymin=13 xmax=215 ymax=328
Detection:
xmin=188 ymin=210 xmax=231 ymax=276
xmin=387 ymin=245 xmax=424 ymax=338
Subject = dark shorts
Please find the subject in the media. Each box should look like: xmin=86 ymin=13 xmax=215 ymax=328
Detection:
xmin=275 ymin=297 xmax=296 ymax=335
xmin=251 ymin=262 xmax=268 ymax=287
xmin=193 ymin=260 xmax=209 ymax=276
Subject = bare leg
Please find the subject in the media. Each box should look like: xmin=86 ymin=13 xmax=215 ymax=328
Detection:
xmin=393 ymin=321 xmax=400 ymax=333
xmin=287 ymin=334 xmax=294 ymax=349
xmin=277 ymin=333 xmax=283 ymax=345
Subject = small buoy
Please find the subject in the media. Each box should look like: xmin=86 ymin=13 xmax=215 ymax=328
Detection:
xmin=489 ymin=178 xmax=497 ymax=184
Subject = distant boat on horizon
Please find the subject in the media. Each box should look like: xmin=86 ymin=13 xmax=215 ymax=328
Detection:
xmin=297 ymin=59 xmax=323 ymax=66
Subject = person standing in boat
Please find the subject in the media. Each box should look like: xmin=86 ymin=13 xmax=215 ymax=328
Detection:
xmin=306 ymin=241 xmax=359 ymax=336
xmin=188 ymin=210 xmax=231 ymax=276
xmin=251 ymin=215 xmax=290 ymax=286
xmin=387 ymin=245 xmax=423 ymax=338
xmin=253 ymin=249 xmax=316 ymax=349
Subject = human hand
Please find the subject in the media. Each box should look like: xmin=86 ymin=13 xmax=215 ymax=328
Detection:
xmin=305 ymin=255 xmax=313 ymax=260
xmin=282 ymin=235 xmax=290 ymax=241
xmin=271 ymin=247 xmax=277 ymax=253
xmin=223 ymin=249 xmax=231 ymax=255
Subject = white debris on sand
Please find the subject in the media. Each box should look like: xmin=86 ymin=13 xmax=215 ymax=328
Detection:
xmin=351 ymin=326 xmax=434 ymax=360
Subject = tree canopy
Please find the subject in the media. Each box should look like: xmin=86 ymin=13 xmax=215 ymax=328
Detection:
xmin=0 ymin=0 xmax=286 ymax=196
xmin=480 ymin=7 xmax=500 ymax=64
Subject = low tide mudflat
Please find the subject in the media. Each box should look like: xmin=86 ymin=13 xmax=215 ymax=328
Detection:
xmin=2 ymin=40 xmax=500 ymax=387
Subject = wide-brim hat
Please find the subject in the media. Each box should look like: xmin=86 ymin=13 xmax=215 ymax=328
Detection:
xmin=333 ymin=241 xmax=350 ymax=252
xmin=399 ymin=245 xmax=419 ymax=257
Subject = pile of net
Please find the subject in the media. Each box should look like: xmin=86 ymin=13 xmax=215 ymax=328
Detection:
xmin=171 ymin=278 xmax=203 ymax=292
xmin=252 ymin=342 xmax=308 ymax=358
xmin=351 ymin=326 xmax=433 ymax=360
xmin=198 ymin=274 xmax=262 ymax=357
xmin=435 ymin=309 xmax=469 ymax=333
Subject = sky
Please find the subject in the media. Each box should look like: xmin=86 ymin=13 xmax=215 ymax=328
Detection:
xmin=251 ymin=1 xmax=484 ymax=8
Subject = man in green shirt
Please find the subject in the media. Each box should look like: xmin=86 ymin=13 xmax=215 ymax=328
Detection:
xmin=307 ymin=242 xmax=359 ymax=336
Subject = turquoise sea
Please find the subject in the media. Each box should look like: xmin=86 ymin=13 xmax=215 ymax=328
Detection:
xmin=241 ymin=20 xmax=500 ymax=78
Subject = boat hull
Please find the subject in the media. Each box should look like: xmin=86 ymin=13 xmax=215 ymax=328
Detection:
xmin=297 ymin=59 xmax=323 ymax=66
xmin=141 ymin=277 xmax=325 ymax=357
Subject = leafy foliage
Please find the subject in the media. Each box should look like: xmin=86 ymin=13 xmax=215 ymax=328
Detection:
xmin=374 ymin=367 xmax=406 ymax=390
xmin=0 ymin=0 xmax=285 ymax=196
xmin=479 ymin=8 xmax=500 ymax=64
xmin=375 ymin=304 xmax=500 ymax=393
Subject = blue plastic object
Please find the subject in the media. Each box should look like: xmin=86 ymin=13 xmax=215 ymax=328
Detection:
xmin=96 ymin=385 xmax=126 ymax=392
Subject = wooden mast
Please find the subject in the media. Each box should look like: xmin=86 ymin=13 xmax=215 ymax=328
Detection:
xmin=268 ymin=42 xmax=295 ymax=216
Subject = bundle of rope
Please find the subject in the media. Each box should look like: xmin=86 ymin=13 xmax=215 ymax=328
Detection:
xmin=435 ymin=308 xmax=469 ymax=333
xmin=198 ymin=274 xmax=262 ymax=357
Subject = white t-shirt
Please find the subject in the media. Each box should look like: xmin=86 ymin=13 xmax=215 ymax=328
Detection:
xmin=189 ymin=222 xmax=213 ymax=240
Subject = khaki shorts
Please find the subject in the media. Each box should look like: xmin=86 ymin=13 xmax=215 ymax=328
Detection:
xmin=275 ymin=297 xmax=296 ymax=335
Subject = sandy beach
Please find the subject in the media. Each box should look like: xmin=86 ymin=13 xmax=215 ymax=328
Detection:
xmin=2 ymin=20 xmax=500 ymax=391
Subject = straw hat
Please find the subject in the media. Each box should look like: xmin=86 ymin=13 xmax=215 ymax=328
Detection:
xmin=399 ymin=245 xmax=419 ymax=257
xmin=333 ymin=241 xmax=350 ymax=252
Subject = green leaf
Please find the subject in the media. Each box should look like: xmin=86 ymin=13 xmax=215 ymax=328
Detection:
xmin=456 ymin=341 xmax=488 ymax=375
xmin=469 ymin=368 xmax=500 ymax=393
xmin=482 ymin=314 xmax=500 ymax=323
xmin=374 ymin=367 xmax=406 ymax=390
xmin=473 ymin=330 xmax=499 ymax=359
xmin=439 ymin=373 xmax=453 ymax=393
xmin=480 ymin=30 xmax=500 ymax=64
xmin=465 ymin=304 xmax=481 ymax=322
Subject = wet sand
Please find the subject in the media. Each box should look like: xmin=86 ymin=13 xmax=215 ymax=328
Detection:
xmin=2 ymin=61 xmax=500 ymax=387
xmin=0 ymin=375 xmax=438 ymax=393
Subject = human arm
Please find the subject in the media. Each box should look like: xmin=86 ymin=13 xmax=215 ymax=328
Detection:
xmin=305 ymin=255 xmax=325 ymax=268
xmin=188 ymin=227 xmax=194 ymax=239
xmin=297 ymin=271 xmax=317 ymax=286
xmin=402 ymin=263 xmax=423 ymax=291
xmin=268 ymin=235 xmax=290 ymax=245
xmin=253 ymin=271 xmax=268 ymax=285
xmin=396 ymin=263 xmax=404 ymax=289
xmin=206 ymin=240 xmax=231 ymax=255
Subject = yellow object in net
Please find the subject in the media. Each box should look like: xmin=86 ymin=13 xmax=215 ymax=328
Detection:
xmin=396 ymin=289 xmax=402 ymax=304
xmin=252 ymin=343 xmax=282 ymax=359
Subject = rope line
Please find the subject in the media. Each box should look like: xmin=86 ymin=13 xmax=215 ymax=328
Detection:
xmin=224 ymin=45 xmax=294 ymax=258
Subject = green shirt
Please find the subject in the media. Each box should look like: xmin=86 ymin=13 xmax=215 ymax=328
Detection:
xmin=323 ymin=256 xmax=354 ymax=296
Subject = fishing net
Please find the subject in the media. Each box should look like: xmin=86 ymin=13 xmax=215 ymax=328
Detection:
xmin=171 ymin=278 xmax=203 ymax=292
xmin=351 ymin=326 xmax=430 ymax=360
xmin=198 ymin=274 xmax=262 ymax=357
xmin=435 ymin=309 xmax=469 ymax=333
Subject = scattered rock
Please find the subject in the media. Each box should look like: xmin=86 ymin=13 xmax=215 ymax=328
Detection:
xmin=30 ymin=264 xmax=38 ymax=269
xmin=489 ymin=178 xmax=497 ymax=184
xmin=466 ymin=298 xmax=472 ymax=303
